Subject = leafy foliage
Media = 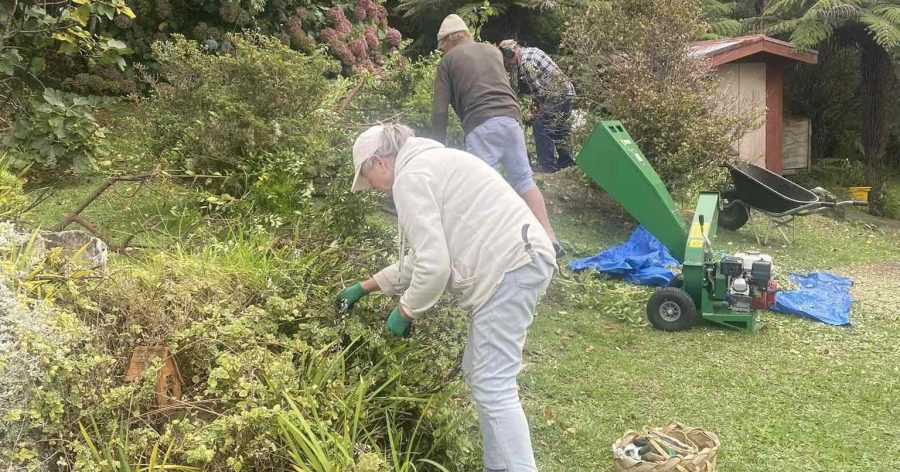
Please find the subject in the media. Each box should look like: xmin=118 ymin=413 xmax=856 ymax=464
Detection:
xmin=110 ymin=0 xmax=400 ymax=73
xmin=351 ymin=51 xmax=464 ymax=144
xmin=784 ymin=40 xmax=862 ymax=162
xmin=393 ymin=0 xmax=575 ymax=53
xmin=751 ymin=0 xmax=900 ymax=50
xmin=0 ymin=168 xmax=28 ymax=219
xmin=2 ymin=203 xmax=478 ymax=471
xmin=144 ymin=33 xmax=370 ymax=225
xmin=2 ymin=88 xmax=110 ymax=172
xmin=0 ymin=0 xmax=135 ymax=78
xmin=562 ymin=0 xmax=758 ymax=198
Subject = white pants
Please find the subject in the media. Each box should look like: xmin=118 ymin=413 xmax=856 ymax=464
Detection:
xmin=463 ymin=254 xmax=554 ymax=472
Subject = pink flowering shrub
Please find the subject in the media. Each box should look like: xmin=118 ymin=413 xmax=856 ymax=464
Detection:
xmin=318 ymin=0 xmax=401 ymax=73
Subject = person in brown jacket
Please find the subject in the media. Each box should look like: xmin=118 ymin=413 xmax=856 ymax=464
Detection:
xmin=431 ymin=14 xmax=563 ymax=257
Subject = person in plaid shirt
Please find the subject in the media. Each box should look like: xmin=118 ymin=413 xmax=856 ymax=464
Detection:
xmin=499 ymin=40 xmax=576 ymax=173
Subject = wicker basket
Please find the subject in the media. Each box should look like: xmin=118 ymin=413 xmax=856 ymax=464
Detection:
xmin=612 ymin=422 xmax=720 ymax=472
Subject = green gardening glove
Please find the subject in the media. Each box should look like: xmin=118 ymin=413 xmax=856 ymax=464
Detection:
xmin=335 ymin=283 xmax=368 ymax=314
xmin=386 ymin=307 xmax=412 ymax=338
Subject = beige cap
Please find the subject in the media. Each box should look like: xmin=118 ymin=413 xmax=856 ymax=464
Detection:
xmin=437 ymin=14 xmax=469 ymax=42
xmin=351 ymin=125 xmax=384 ymax=192
xmin=499 ymin=39 xmax=518 ymax=51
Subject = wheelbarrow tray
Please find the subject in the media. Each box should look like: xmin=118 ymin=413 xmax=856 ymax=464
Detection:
xmin=726 ymin=164 xmax=818 ymax=214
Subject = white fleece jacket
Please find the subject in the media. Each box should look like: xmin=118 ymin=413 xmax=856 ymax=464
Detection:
xmin=372 ymin=137 xmax=557 ymax=317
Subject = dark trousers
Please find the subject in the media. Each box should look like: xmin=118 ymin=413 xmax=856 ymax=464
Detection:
xmin=532 ymin=98 xmax=575 ymax=172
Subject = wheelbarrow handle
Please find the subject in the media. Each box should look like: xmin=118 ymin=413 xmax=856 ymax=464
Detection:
xmin=833 ymin=200 xmax=869 ymax=207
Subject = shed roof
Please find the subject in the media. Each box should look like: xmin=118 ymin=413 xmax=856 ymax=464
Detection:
xmin=690 ymin=35 xmax=818 ymax=67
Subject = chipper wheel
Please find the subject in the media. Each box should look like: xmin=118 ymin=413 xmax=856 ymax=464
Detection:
xmin=647 ymin=287 xmax=698 ymax=331
xmin=718 ymin=188 xmax=749 ymax=231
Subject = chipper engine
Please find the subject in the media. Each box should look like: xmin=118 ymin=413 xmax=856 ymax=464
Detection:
xmin=576 ymin=121 xmax=775 ymax=332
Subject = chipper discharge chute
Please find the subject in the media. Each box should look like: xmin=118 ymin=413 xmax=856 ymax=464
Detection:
xmin=576 ymin=121 xmax=770 ymax=333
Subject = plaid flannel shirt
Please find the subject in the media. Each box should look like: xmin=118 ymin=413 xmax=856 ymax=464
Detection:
xmin=516 ymin=47 xmax=575 ymax=105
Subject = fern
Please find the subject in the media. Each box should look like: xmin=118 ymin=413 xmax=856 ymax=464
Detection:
xmin=753 ymin=1 xmax=900 ymax=50
xmin=862 ymin=12 xmax=900 ymax=48
xmin=701 ymin=0 xmax=737 ymax=17
xmin=804 ymin=2 xmax=863 ymax=23
xmin=790 ymin=19 xmax=835 ymax=47
xmin=870 ymin=4 xmax=900 ymax=25
xmin=764 ymin=0 xmax=815 ymax=17
xmin=708 ymin=18 xmax=744 ymax=37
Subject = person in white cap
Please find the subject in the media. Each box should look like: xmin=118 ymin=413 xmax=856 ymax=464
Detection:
xmin=336 ymin=123 xmax=556 ymax=472
xmin=432 ymin=14 xmax=565 ymax=258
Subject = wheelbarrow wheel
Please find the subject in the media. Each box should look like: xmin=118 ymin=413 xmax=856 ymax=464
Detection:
xmin=647 ymin=287 xmax=698 ymax=331
xmin=719 ymin=189 xmax=749 ymax=231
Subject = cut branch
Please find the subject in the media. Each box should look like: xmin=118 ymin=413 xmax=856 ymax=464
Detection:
xmin=50 ymin=173 xmax=155 ymax=232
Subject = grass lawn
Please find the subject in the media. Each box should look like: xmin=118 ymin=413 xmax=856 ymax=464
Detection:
xmin=526 ymin=169 xmax=900 ymax=471
xmin=22 ymin=174 xmax=201 ymax=248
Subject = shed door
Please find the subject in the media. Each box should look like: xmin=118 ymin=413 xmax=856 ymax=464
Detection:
xmin=718 ymin=63 xmax=767 ymax=167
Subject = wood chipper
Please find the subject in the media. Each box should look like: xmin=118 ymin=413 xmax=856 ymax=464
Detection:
xmin=576 ymin=121 xmax=773 ymax=333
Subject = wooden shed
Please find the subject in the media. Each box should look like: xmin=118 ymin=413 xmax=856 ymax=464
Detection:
xmin=691 ymin=35 xmax=818 ymax=174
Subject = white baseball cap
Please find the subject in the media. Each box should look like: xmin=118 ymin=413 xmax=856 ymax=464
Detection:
xmin=351 ymin=125 xmax=384 ymax=192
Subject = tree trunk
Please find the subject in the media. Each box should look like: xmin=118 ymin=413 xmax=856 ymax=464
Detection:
xmin=857 ymin=35 xmax=892 ymax=215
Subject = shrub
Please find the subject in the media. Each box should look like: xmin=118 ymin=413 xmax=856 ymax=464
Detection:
xmin=2 ymin=88 xmax=111 ymax=173
xmin=353 ymin=51 xmax=464 ymax=146
xmin=145 ymin=33 xmax=370 ymax=227
xmin=562 ymin=0 xmax=757 ymax=199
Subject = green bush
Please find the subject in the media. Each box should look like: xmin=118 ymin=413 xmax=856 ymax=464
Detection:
xmin=562 ymin=0 xmax=757 ymax=199
xmin=2 ymin=88 xmax=111 ymax=173
xmin=144 ymin=33 xmax=372 ymax=227
xmin=149 ymin=33 xmax=336 ymax=178
xmin=353 ymin=51 xmax=463 ymax=145
xmin=789 ymin=159 xmax=867 ymax=189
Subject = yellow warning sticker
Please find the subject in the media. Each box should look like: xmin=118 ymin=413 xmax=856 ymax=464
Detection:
xmin=689 ymin=223 xmax=710 ymax=238
xmin=689 ymin=239 xmax=704 ymax=248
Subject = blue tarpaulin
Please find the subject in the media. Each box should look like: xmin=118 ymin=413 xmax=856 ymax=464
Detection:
xmin=771 ymin=272 xmax=852 ymax=326
xmin=568 ymin=225 xmax=680 ymax=287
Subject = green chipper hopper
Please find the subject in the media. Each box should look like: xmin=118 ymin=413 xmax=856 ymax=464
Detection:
xmin=576 ymin=121 xmax=771 ymax=333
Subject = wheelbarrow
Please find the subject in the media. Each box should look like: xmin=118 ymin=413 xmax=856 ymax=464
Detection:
xmin=717 ymin=163 xmax=868 ymax=245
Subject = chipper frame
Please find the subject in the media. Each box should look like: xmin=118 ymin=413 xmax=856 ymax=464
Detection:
xmin=576 ymin=121 xmax=767 ymax=333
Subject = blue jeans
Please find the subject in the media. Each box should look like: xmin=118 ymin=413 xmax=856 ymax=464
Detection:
xmin=533 ymin=99 xmax=575 ymax=172
xmin=465 ymin=117 xmax=536 ymax=195
xmin=463 ymin=254 xmax=555 ymax=472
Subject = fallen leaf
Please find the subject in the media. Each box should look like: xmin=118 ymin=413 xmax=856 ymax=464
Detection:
xmin=543 ymin=406 xmax=556 ymax=426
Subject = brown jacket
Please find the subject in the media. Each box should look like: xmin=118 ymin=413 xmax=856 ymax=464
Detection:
xmin=431 ymin=41 xmax=520 ymax=143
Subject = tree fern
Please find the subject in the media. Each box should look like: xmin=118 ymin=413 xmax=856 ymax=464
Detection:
xmin=862 ymin=12 xmax=900 ymax=48
xmin=708 ymin=18 xmax=745 ymax=36
xmin=870 ymin=4 xmax=900 ymax=25
xmin=790 ymin=18 xmax=835 ymax=47
xmin=701 ymin=0 xmax=738 ymax=17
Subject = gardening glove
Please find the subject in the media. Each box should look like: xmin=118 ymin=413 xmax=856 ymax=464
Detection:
xmin=386 ymin=307 xmax=411 ymax=338
xmin=335 ymin=283 xmax=368 ymax=315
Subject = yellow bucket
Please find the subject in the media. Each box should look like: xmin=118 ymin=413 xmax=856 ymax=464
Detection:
xmin=848 ymin=186 xmax=871 ymax=202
